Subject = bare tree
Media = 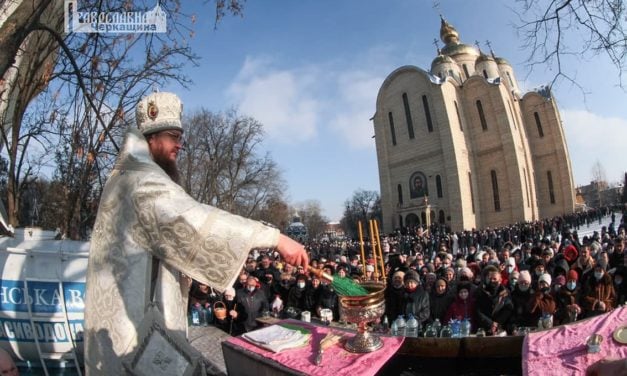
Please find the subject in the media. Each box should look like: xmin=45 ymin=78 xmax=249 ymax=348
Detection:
xmin=1 ymin=0 xmax=247 ymax=237
xmin=293 ymin=200 xmax=328 ymax=240
xmin=591 ymin=159 xmax=608 ymax=186
xmin=516 ymin=0 xmax=627 ymax=88
xmin=340 ymin=189 xmax=381 ymax=239
xmin=179 ymin=108 xmax=287 ymax=219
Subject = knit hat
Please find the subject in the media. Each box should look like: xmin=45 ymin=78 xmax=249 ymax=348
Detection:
xmin=136 ymin=92 xmax=183 ymax=136
xmin=567 ymin=269 xmax=579 ymax=282
xmin=562 ymin=245 xmax=578 ymax=263
xmin=554 ymin=275 xmax=566 ymax=286
xmin=538 ymin=273 xmax=552 ymax=286
xmin=404 ymin=270 xmax=421 ymax=284
xmin=460 ymin=267 xmax=474 ymax=279
xmin=518 ymin=270 xmax=532 ymax=284
xmin=510 ymin=271 xmax=520 ymax=280
xmin=507 ymin=257 xmax=516 ymax=267
xmin=455 ymin=259 xmax=467 ymax=269
xmin=366 ymin=264 xmax=374 ymax=272
xmin=224 ymin=287 xmax=236 ymax=297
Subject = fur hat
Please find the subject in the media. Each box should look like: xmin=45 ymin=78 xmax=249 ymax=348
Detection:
xmin=538 ymin=273 xmax=552 ymax=286
xmin=518 ymin=270 xmax=532 ymax=284
xmin=137 ymin=92 xmax=183 ymax=135
xmin=404 ymin=270 xmax=421 ymax=284
xmin=224 ymin=287 xmax=236 ymax=297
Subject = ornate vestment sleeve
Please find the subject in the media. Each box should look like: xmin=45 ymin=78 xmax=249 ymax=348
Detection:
xmin=130 ymin=174 xmax=280 ymax=292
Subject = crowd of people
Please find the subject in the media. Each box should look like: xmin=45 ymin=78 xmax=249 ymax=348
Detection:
xmin=189 ymin=207 xmax=626 ymax=337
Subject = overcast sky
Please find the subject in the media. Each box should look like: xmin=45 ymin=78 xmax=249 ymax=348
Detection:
xmin=169 ymin=0 xmax=627 ymax=221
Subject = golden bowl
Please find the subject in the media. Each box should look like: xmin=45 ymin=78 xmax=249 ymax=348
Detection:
xmin=338 ymin=282 xmax=386 ymax=353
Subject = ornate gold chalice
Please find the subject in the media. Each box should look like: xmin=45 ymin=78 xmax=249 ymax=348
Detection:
xmin=338 ymin=281 xmax=386 ymax=353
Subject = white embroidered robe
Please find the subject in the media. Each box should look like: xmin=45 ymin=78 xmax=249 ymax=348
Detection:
xmin=83 ymin=129 xmax=278 ymax=374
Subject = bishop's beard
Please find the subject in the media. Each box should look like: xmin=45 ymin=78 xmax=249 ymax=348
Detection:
xmin=153 ymin=153 xmax=180 ymax=183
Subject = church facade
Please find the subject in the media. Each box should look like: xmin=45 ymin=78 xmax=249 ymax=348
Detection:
xmin=373 ymin=18 xmax=575 ymax=232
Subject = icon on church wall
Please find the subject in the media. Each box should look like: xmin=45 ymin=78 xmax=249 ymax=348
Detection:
xmin=409 ymin=171 xmax=428 ymax=199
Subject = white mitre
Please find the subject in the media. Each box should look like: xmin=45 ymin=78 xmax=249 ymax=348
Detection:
xmin=136 ymin=92 xmax=183 ymax=135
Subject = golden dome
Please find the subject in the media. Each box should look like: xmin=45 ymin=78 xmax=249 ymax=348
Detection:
xmin=440 ymin=17 xmax=459 ymax=45
xmin=432 ymin=54 xmax=455 ymax=65
xmin=476 ymin=53 xmax=495 ymax=63
xmin=439 ymin=17 xmax=479 ymax=57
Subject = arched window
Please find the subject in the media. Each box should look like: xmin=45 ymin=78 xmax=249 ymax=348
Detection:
xmin=491 ymin=170 xmax=501 ymax=211
xmin=454 ymin=100 xmax=463 ymax=131
xmin=439 ymin=210 xmax=445 ymax=224
xmin=523 ymin=168 xmax=530 ymax=208
xmin=462 ymin=64 xmax=470 ymax=79
xmin=422 ymin=95 xmax=434 ymax=132
xmin=547 ymin=170 xmax=556 ymax=204
xmin=476 ymin=100 xmax=488 ymax=131
xmin=397 ymin=184 xmax=403 ymax=205
xmin=468 ymin=172 xmax=475 ymax=213
xmin=388 ymin=112 xmax=397 ymax=146
xmin=421 ymin=211 xmax=427 ymax=226
xmin=436 ymin=175 xmax=443 ymax=198
xmin=402 ymin=93 xmax=415 ymax=139
xmin=534 ymin=112 xmax=544 ymax=137
xmin=483 ymin=69 xmax=488 ymax=79
xmin=506 ymin=71 xmax=514 ymax=86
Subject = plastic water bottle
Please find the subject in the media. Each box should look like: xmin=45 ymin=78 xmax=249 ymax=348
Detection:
xmin=450 ymin=319 xmax=461 ymax=338
xmin=191 ymin=304 xmax=200 ymax=326
xmin=381 ymin=316 xmax=389 ymax=333
xmin=424 ymin=323 xmax=437 ymax=337
xmin=205 ymin=304 xmax=213 ymax=324
xmin=461 ymin=318 xmax=471 ymax=337
xmin=199 ymin=305 xmax=208 ymax=326
xmin=395 ymin=315 xmax=407 ymax=337
xmin=406 ymin=314 xmax=419 ymax=338
xmin=432 ymin=318 xmax=442 ymax=336
xmin=440 ymin=324 xmax=452 ymax=338
xmin=391 ymin=320 xmax=399 ymax=336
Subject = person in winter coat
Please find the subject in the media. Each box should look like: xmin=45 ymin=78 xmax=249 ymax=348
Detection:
xmin=554 ymin=269 xmax=583 ymax=325
xmin=315 ymin=278 xmax=339 ymax=321
xmin=384 ymin=270 xmax=406 ymax=321
xmin=528 ymin=273 xmax=557 ymax=325
xmin=239 ymin=276 xmax=269 ymax=332
xmin=581 ymin=264 xmax=616 ymax=318
xmin=509 ymin=270 xmax=534 ymax=329
xmin=476 ymin=266 xmax=514 ymax=335
xmin=402 ymin=270 xmax=430 ymax=326
xmin=286 ymin=273 xmax=309 ymax=313
xmin=304 ymin=274 xmax=322 ymax=312
xmin=214 ymin=287 xmax=247 ymax=336
xmin=429 ymin=278 xmax=454 ymax=323
xmin=444 ymin=282 xmax=476 ymax=331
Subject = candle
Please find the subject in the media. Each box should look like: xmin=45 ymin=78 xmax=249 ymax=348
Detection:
xmin=358 ymin=221 xmax=366 ymax=274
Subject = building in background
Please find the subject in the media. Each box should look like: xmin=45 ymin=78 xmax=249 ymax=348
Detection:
xmin=373 ymin=17 xmax=575 ymax=232
xmin=577 ymin=180 xmax=623 ymax=209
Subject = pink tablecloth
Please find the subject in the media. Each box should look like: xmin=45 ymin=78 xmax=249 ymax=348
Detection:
xmin=227 ymin=320 xmax=404 ymax=376
xmin=523 ymin=306 xmax=627 ymax=375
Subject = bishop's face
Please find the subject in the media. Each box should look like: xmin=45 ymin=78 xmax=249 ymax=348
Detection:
xmin=148 ymin=130 xmax=184 ymax=164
